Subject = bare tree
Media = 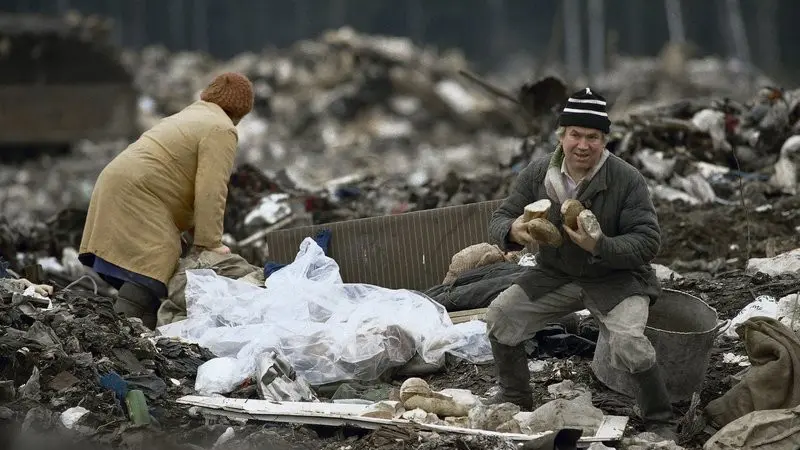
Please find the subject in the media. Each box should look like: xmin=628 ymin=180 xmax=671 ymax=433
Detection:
xmin=724 ymin=0 xmax=752 ymax=69
xmin=168 ymin=0 xmax=186 ymax=50
xmin=563 ymin=0 xmax=583 ymax=81
xmin=664 ymin=0 xmax=686 ymax=44
xmin=588 ymin=0 xmax=605 ymax=81
xmin=757 ymin=0 xmax=780 ymax=75
xmin=407 ymin=0 xmax=425 ymax=44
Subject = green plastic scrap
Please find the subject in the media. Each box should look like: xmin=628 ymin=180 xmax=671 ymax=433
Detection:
xmin=125 ymin=389 xmax=151 ymax=425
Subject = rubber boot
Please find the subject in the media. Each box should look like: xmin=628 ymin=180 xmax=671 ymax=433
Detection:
xmin=484 ymin=338 xmax=534 ymax=411
xmin=115 ymin=282 xmax=159 ymax=330
xmin=632 ymin=364 xmax=677 ymax=442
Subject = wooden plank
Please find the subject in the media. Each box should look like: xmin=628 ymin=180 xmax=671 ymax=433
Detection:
xmin=178 ymin=395 xmax=369 ymax=417
xmin=448 ymin=308 xmax=489 ymax=319
xmin=449 ymin=308 xmax=488 ymax=324
xmin=176 ymin=396 xmax=628 ymax=443
xmin=451 ymin=314 xmax=486 ymax=324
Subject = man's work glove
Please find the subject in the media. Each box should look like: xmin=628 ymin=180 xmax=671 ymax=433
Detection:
xmin=563 ymin=209 xmax=603 ymax=254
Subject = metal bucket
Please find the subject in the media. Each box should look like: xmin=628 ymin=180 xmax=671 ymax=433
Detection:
xmin=591 ymin=289 xmax=725 ymax=403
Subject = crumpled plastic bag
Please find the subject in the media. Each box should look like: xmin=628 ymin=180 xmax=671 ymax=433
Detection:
xmin=194 ymin=357 xmax=251 ymax=396
xmin=692 ymin=109 xmax=730 ymax=152
xmin=777 ymin=293 xmax=800 ymax=334
xmin=256 ymin=351 xmax=318 ymax=402
xmin=726 ymin=296 xmax=778 ymax=339
xmin=244 ymin=193 xmax=293 ymax=227
xmin=60 ymin=407 xmax=90 ymax=429
xmin=165 ymin=238 xmax=480 ymax=386
xmin=746 ymin=249 xmax=800 ymax=277
xmin=443 ymin=320 xmax=494 ymax=364
xmin=725 ymin=293 xmax=800 ymax=338
xmin=670 ymin=173 xmax=716 ymax=204
xmin=771 ymin=135 xmax=800 ymax=195
xmin=515 ymin=394 xmax=604 ymax=436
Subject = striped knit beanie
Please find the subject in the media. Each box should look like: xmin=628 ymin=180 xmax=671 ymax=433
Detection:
xmin=558 ymin=87 xmax=611 ymax=134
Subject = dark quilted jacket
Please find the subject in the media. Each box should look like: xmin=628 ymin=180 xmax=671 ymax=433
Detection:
xmin=488 ymin=150 xmax=662 ymax=313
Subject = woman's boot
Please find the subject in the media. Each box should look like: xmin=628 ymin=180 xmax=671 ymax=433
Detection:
xmin=114 ymin=282 xmax=159 ymax=329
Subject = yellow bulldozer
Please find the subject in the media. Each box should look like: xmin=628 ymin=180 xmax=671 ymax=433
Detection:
xmin=0 ymin=13 xmax=138 ymax=161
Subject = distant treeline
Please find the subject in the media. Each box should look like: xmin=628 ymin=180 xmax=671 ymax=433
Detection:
xmin=1 ymin=0 xmax=795 ymax=79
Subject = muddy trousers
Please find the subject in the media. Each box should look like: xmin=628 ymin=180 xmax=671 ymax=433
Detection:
xmin=115 ymin=282 xmax=160 ymax=329
xmin=485 ymin=284 xmax=673 ymax=427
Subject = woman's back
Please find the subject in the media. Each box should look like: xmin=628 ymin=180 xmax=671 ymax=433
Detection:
xmin=78 ymin=71 xmax=254 ymax=330
xmin=103 ymin=100 xmax=237 ymax=230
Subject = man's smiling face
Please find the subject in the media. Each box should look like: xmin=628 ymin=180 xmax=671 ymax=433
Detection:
xmin=560 ymin=126 xmax=605 ymax=174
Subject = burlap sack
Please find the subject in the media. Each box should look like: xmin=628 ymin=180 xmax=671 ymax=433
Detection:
xmin=442 ymin=243 xmax=507 ymax=284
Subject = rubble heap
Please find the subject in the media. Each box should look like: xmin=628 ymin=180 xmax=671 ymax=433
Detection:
xmin=0 ymin=29 xmax=799 ymax=271
xmin=126 ymin=27 xmax=532 ymax=180
xmin=0 ymin=278 xmax=217 ymax=449
xmin=123 ymin=27 xmax=794 ymax=191
xmin=2 ymin=28 xmax=799 ymax=231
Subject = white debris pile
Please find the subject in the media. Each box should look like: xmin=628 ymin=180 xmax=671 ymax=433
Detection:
xmin=122 ymin=27 xmax=528 ymax=185
xmin=4 ymin=28 xmax=800 ymax=228
xmin=724 ymin=292 xmax=800 ymax=338
xmin=118 ymin=27 xmax=800 ymax=208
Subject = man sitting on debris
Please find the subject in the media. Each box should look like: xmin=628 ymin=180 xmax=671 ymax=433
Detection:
xmin=485 ymin=88 xmax=675 ymax=439
xmin=78 ymin=72 xmax=255 ymax=329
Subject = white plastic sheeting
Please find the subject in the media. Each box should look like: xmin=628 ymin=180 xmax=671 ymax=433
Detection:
xmin=160 ymin=238 xmax=490 ymax=387
xmin=724 ymin=293 xmax=800 ymax=339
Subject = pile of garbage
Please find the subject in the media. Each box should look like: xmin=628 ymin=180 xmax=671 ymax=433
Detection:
xmin=126 ymin=27 xmax=534 ymax=181
xmin=3 ymin=242 xmax=799 ymax=450
xmin=0 ymin=276 xmax=216 ymax=449
xmin=123 ymin=29 xmax=798 ymax=197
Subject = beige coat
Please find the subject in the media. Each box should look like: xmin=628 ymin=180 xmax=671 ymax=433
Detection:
xmin=80 ymin=100 xmax=238 ymax=286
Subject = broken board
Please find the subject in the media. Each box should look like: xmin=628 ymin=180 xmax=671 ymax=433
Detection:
xmin=177 ymin=396 xmax=628 ymax=445
xmin=448 ymin=308 xmax=488 ymax=324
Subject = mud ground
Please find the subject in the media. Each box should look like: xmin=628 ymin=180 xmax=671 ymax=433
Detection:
xmin=654 ymin=193 xmax=800 ymax=266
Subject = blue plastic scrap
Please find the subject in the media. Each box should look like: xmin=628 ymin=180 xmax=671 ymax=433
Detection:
xmin=335 ymin=187 xmax=362 ymax=199
xmin=100 ymin=372 xmax=129 ymax=403
xmin=264 ymin=228 xmax=332 ymax=277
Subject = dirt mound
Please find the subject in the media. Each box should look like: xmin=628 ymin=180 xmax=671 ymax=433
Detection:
xmin=655 ymin=194 xmax=800 ymax=269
